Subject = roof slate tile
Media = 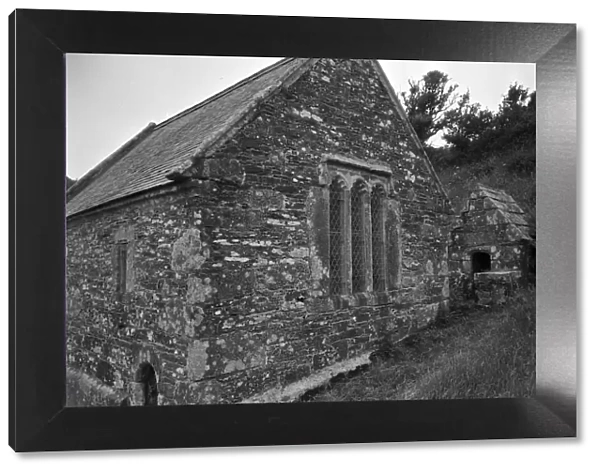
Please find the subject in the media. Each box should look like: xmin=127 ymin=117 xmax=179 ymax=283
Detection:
xmin=67 ymin=58 xmax=312 ymax=217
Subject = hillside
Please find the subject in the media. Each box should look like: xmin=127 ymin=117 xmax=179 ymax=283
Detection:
xmin=398 ymin=74 xmax=536 ymax=224
xmin=305 ymin=289 xmax=535 ymax=402
xmin=428 ymin=145 xmax=536 ymax=227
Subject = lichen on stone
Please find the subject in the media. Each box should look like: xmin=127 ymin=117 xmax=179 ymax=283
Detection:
xmin=171 ymin=228 xmax=210 ymax=273
xmin=186 ymin=277 xmax=217 ymax=304
xmin=187 ymin=340 xmax=210 ymax=380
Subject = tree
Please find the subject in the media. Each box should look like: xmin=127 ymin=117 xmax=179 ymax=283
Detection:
xmin=493 ymin=84 xmax=536 ymax=149
xmin=400 ymin=70 xmax=460 ymax=143
xmin=441 ymin=83 xmax=536 ymax=170
xmin=443 ymin=91 xmax=494 ymax=154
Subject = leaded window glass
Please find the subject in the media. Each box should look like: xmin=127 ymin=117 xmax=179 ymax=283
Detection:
xmin=329 ymin=179 xmax=344 ymax=295
xmin=351 ymin=181 xmax=367 ymax=293
xmin=371 ymin=186 xmax=386 ymax=292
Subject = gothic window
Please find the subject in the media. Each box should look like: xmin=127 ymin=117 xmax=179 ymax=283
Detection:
xmin=326 ymin=169 xmax=390 ymax=299
xmin=351 ymin=180 xmax=368 ymax=293
xmin=329 ymin=178 xmax=345 ymax=295
xmin=371 ymin=185 xmax=386 ymax=292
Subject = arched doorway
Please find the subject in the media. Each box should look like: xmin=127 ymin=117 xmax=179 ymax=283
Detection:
xmin=134 ymin=361 xmax=159 ymax=406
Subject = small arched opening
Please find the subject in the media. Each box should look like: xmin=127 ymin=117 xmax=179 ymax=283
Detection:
xmin=472 ymin=251 xmax=491 ymax=274
xmin=134 ymin=362 xmax=159 ymax=406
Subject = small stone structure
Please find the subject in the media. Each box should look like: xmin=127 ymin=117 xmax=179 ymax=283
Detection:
xmin=66 ymin=58 xmax=454 ymax=406
xmin=449 ymin=184 xmax=535 ymax=305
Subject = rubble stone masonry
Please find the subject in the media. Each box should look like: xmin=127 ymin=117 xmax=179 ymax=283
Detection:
xmin=66 ymin=59 xmax=453 ymax=405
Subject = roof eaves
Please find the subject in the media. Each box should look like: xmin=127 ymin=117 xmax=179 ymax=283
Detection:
xmin=67 ymin=180 xmax=179 ymax=220
xmin=67 ymin=58 xmax=312 ymax=215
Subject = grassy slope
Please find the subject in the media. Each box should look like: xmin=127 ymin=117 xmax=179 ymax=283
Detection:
xmin=305 ymin=290 xmax=535 ymax=402
xmin=431 ymin=147 xmax=536 ymax=225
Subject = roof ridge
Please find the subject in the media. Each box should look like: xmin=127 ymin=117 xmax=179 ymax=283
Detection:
xmin=154 ymin=57 xmax=292 ymax=131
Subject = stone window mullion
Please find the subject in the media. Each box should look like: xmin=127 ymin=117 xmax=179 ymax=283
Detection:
xmin=325 ymin=161 xmax=394 ymax=300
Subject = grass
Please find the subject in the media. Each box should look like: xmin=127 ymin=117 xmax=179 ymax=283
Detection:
xmin=434 ymin=150 xmax=536 ymax=224
xmin=304 ymin=289 xmax=536 ymax=402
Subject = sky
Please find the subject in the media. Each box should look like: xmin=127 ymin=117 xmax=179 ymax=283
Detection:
xmin=66 ymin=55 xmax=535 ymax=179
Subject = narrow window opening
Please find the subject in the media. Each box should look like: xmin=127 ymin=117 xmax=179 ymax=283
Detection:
xmin=116 ymin=242 xmax=128 ymax=295
xmin=371 ymin=186 xmax=386 ymax=292
xmin=329 ymin=179 xmax=344 ymax=295
xmin=351 ymin=181 xmax=367 ymax=293
xmin=472 ymin=251 xmax=491 ymax=273
xmin=528 ymin=245 xmax=536 ymax=284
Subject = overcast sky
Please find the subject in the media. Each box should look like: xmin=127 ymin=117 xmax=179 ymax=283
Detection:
xmin=66 ymin=55 xmax=535 ymax=179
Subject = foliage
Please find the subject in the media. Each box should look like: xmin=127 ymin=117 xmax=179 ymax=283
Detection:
xmin=400 ymin=70 xmax=460 ymax=143
xmin=443 ymin=90 xmax=494 ymax=154
xmin=400 ymin=73 xmax=537 ymax=200
xmin=403 ymin=77 xmax=537 ymax=222
xmin=436 ymin=150 xmax=537 ymax=221
xmin=441 ymin=83 xmax=536 ymax=166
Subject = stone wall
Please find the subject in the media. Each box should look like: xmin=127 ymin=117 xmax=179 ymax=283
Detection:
xmin=473 ymin=271 xmax=521 ymax=306
xmin=66 ymin=58 xmax=453 ymax=405
xmin=448 ymin=185 xmax=534 ymax=304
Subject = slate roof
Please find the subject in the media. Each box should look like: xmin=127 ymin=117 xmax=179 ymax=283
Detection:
xmin=460 ymin=183 xmax=534 ymax=241
xmin=67 ymin=57 xmax=450 ymax=218
xmin=67 ymin=57 xmax=313 ymax=217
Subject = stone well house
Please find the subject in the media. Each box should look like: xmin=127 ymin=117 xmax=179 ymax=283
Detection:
xmin=66 ymin=58 xmax=454 ymax=406
xmin=449 ymin=184 xmax=535 ymax=305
